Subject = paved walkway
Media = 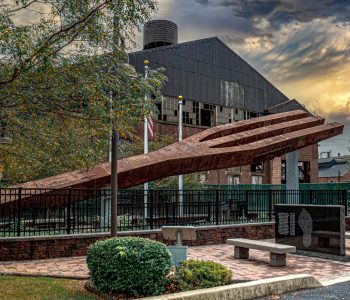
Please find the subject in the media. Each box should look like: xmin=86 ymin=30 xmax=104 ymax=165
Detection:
xmin=2 ymin=242 xmax=350 ymax=283
xmin=189 ymin=244 xmax=350 ymax=283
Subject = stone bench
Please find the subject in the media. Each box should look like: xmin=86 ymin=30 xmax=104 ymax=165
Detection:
xmin=227 ymin=238 xmax=296 ymax=267
xmin=312 ymin=231 xmax=346 ymax=248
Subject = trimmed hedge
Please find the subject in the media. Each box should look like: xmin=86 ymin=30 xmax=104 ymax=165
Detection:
xmin=86 ymin=237 xmax=172 ymax=297
xmin=173 ymin=260 xmax=232 ymax=291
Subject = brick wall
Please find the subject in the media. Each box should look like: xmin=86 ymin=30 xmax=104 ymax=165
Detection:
xmin=267 ymin=157 xmax=282 ymax=184
xmin=0 ymin=222 xmax=274 ymax=261
xmin=152 ymin=121 xmax=204 ymax=139
xmin=2 ymin=216 xmax=349 ymax=261
xmin=319 ymin=171 xmax=350 ymax=183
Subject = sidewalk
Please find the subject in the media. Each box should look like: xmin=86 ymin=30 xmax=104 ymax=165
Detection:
xmin=2 ymin=243 xmax=350 ymax=283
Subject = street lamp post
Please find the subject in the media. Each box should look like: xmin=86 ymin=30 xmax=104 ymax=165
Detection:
xmin=178 ymin=95 xmax=184 ymax=217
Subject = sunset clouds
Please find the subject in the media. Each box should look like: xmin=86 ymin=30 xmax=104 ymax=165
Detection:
xmin=152 ymin=0 xmax=350 ymax=153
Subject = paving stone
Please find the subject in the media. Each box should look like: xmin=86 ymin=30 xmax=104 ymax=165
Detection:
xmin=1 ymin=241 xmax=350 ymax=283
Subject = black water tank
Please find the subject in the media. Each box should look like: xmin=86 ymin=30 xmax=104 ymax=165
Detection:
xmin=143 ymin=20 xmax=178 ymax=50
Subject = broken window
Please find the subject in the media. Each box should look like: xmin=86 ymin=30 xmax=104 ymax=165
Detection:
xmin=251 ymin=163 xmax=264 ymax=173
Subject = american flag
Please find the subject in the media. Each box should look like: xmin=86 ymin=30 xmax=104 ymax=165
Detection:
xmin=147 ymin=114 xmax=154 ymax=140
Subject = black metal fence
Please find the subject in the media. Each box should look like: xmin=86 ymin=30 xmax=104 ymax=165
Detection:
xmin=0 ymin=188 xmax=347 ymax=237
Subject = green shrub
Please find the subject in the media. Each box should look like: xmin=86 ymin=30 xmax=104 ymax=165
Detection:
xmin=173 ymin=260 xmax=232 ymax=291
xmin=86 ymin=237 xmax=172 ymax=297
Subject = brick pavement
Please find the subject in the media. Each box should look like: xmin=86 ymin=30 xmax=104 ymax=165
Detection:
xmin=1 ymin=242 xmax=350 ymax=283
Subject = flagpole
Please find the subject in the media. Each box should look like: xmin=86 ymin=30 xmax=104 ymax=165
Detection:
xmin=178 ymin=95 xmax=184 ymax=217
xmin=144 ymin=60 xmax=149 ymax=219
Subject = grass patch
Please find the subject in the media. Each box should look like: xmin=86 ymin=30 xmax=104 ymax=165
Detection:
xmin=0 ymin=275 xmax=98 ymax=300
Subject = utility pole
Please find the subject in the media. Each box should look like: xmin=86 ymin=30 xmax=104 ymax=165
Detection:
xmin=144 ymin=60 xmax=149 ymax=218
xmin=178 ymin=95 xmax=184 ymax=217
xmin=110 ymin=128 xmax=118 ymax=237
xmin=110 ymin=0 xmax=123 ymax=237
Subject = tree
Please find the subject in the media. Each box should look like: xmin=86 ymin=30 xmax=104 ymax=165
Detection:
xmin=0 ymin=0 xmax=165 ymax=184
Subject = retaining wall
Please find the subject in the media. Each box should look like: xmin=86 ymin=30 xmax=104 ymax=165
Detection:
xmin=2 ymin=216 xmax=349 ymax=262
xmin=0 ymin=222 xmax=274 ymax=261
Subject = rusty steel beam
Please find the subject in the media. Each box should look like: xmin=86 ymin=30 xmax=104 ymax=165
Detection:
xmin=3 ymin=110 xmax=343 ymax=197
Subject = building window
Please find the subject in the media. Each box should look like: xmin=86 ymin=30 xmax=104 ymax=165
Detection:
xmin=298 ymin=161 xmax=309 ymax=183
xmin=251 ymin=163 xmax=263 ymax=173
xmin=244 ymin=110 xmax=250 ymax=120
xmin=252 ymin=175 xmax=263 ymax=185
xmin=193 ymin=101 xmax=200 ymax=125
xmin=200 ymin=173 xmax=208 ymax=183
xmin=228 ymin=175 xmax=240 ymax=185
xmin=193 ymin=101 xmax=199 ymax=113
xmin=281 ymin=161 xmax=310 ymax=183
xmin=201 ymin=103 xmax=215 ymax=127
xmin=280 ymin=161 xmax=285 ymax=184
xmin=183 ymin=111 xmax=191 ymax=124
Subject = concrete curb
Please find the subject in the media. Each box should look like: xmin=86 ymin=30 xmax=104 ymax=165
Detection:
xmin=85 ymin=274 xmax=322 ymax=300
xmin=322 ymin=276 xmax=350 ymax=286
xmin=142 ymin=274 xmax=322 ymax=300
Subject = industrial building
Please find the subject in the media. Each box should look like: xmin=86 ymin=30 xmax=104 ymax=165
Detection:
xmin=319 ymin=155 xmax=350 ymax=183
xmin=129 ymin=20 xmax=318 ymax=185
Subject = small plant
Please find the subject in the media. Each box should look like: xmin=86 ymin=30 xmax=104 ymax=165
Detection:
xmin=86 ymin=237 xmax=172 ymax=297
xmin=172 ymin=260 xmax=232 ymax=291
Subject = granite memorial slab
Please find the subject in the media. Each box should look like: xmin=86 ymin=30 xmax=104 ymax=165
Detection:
xmin=275 ymin=204 xmax=345 ymax=256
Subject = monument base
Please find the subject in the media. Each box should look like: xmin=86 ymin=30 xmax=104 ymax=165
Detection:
xmin=168 ymin=245 xmax=188 ymax=266
xmin=295 ymin=250 xmax=350 ymax=262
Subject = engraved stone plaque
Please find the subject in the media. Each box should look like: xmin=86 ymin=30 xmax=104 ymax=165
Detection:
xmin=275 ymin=204 xmax=345 ymax=256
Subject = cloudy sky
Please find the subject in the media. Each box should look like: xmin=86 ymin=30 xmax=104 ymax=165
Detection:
xmin=146 ymin=0 xmax=350 ymax=156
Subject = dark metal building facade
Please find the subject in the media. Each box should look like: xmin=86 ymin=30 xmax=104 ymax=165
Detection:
xmin=129 ymin=37 xmax=289 ymax=113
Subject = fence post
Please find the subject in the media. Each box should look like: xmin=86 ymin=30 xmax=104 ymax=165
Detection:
xmin=309 ymin=189 xmax=313 ymax=205
xmin=67 ymin=188 xmax=72 ymax=234
xmin=17 ymin=187 xmax=22 ymax=237
xmin=343 ymin=189 xmax=348 ymax=216
xmin=149 ymin=189 xmax=154 ymax=229
xmin=268 ymin=189 xmax=272 ymax=222
xmin=207 ymin=201 xmax=211 ymax=223
xmin=215 ymin=188 xmax=220 ymax=225
xmin=165 ymin=201 xmax=169 ymax=223
xmin=173 ymin=202 xmax=176 ymax=224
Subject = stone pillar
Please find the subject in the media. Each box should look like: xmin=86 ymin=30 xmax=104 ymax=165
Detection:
xmin=270 ymin=253 xmax=286 ymax=267
xmin=286 ymin=150 xmax=299 ymax=203
xmin=234 ymin=246 xmax=249 ymax=259
xmin=286 ymin=151 xmax=299 ymax=190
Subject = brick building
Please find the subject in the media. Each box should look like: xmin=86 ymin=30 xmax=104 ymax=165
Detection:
xmin=319 ymin=155 xmax=350 ymax=183
xmin=128 ymin=20 xmax=318 ymax=186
